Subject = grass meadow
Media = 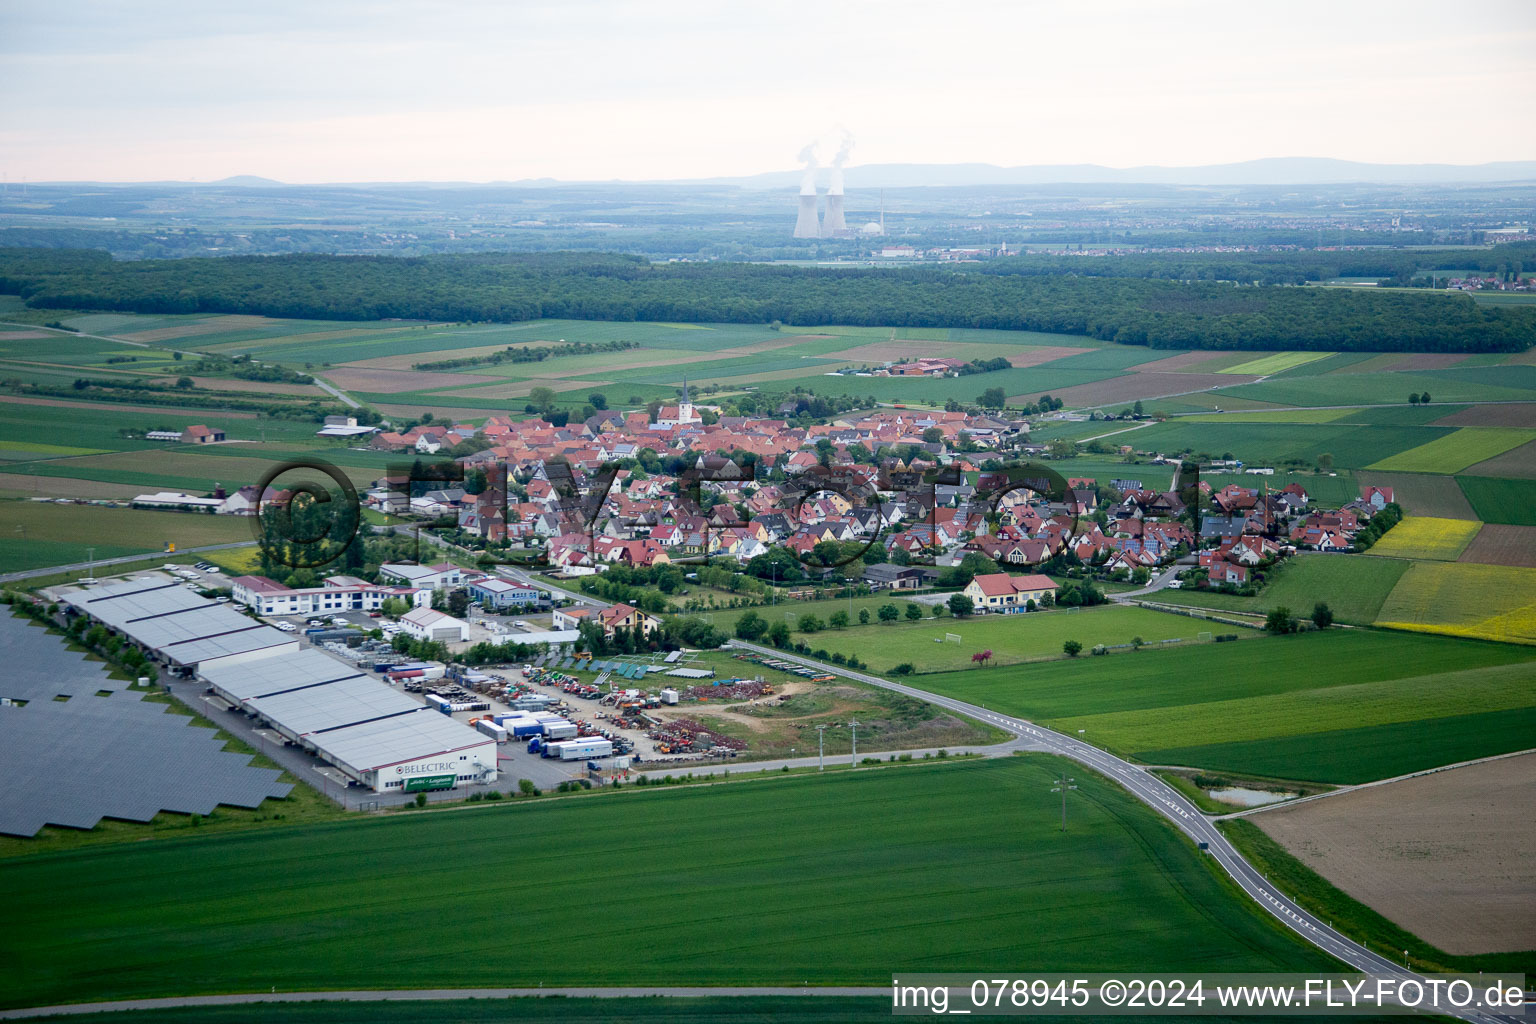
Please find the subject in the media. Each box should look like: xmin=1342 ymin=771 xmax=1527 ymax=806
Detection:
xmin=1152 ymin=553 xmax=1410 ymax=625
xmin=0 ymin=757 xmax=1332 ymax=1009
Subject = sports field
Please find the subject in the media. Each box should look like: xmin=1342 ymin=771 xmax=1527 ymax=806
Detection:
xmin=1374 ymin=561 xmax=1536 ymax=644
xmin=0 ymin=757 xmax=1332 ymax=1009
xmin=1150 ymin=553 xmax=1409 ymax=625
xmin=1367 ymin=428 xmax=1536 ymax=474
xmin=913 ymin=630 xmax=1536 ymax=783
xmin=800 ymin=604 xmax=1207 ymax=673
xmin=1363 ymin=516 xmax=1482 ymax=561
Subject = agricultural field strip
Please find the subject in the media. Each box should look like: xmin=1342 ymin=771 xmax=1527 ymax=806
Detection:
xmin=1363 ymin=516 xmax=1483 ymax=561
xmin=1219 ymin=352 xmax=1335 ymax=376
xmin=1375 ymin=562 xmax=1536 ymax=643
xmin=1049 ymin=662 xmax=1534 ymax=754
xmin=1367 ymin=428 xmax=1536 ymax=474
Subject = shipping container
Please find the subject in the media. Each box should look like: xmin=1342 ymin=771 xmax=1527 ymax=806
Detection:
xmin=476 ymin=719 xmax=508 ymax=743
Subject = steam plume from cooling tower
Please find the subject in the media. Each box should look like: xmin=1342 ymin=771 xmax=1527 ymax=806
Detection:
xmin=822 ymin=130 xmax=853 ymax=236
xmin=827 ymin=129 xmax=854 ymax=196
xmin=797 ymin=141 xmax=819 ymax=196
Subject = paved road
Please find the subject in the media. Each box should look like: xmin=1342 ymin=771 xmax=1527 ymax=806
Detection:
xmin=0 ymin=987 xmax=888 ymax=1020
xmin=312 ymin=375 xmax=361 ymax=409
xmin=723 ymin=640 xmax=1521 ymax=1024
xmin=0 ymin=541 xmax=256 ymax=585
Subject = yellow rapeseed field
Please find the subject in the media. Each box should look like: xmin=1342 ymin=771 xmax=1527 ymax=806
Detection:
xmin=1366 ymin=516 xmax=1483 ymax=561
xmin=1376 ymin=562 xmax=1536 ymax=645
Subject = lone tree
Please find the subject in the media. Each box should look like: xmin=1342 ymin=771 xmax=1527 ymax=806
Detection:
xmin=904 ymin=602 xmax=923 ymax=620
xmin=971 ymin=649 xmax=993 ymax=668
xmin=1266 ymin=606 xmax=1297 ymax=634
xmin=1409 ymin=392 xmax=1421 ymax=406
xmin=858 ymin=608 xmax=870 ymax=625
xmin=979 ymin=386 xmax=1007 ymax=409
xmin=828 ymin=610 xmax=849 ymax=630
xmin=947 ymin=593 xmax=974 ymax=616
xmin=1311 ymin=602 xmax=1335 ymax=630
xmin=1063 ymin=639 xmax=1083 ymax=657
xmin=878 ymin=603 xmax=900 ymax=623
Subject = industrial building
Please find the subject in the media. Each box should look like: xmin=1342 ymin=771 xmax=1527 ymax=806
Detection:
xmin=62 ymin=577 xmax=298 ymax=675
xmin=400 ymin=607 xmax=469 ymax=643
xmin=201 ymin=649 xmax=497 ymax=793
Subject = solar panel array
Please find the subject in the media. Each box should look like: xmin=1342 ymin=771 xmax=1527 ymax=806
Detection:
xmin=0 ymin=614 xmax=292 ymax=838
xmin=202 ymin=649 xmax=492 ymax=780
xmin=65 ymin=577 xmax=295 ymax=666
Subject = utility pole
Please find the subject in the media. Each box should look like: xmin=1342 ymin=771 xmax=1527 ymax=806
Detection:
xmin=848 ymin=718 xmax=860 ymax=766
xmin=1051 ymin=776 xmax=1077 ymax=831
xmin=816 ymin=723 xmax=828 ymax=771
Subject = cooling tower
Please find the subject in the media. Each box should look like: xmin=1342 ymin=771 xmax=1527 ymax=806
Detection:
xmin=794 ymin=194 xmax=821 ymax=238
xmin=822 ymin=193 xmax=847 ymax=237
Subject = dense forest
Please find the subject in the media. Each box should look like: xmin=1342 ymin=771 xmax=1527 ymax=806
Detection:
xmin=1 ymin=249 xmax=1532 ymax=353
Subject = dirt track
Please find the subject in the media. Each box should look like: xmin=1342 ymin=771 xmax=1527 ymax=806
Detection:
xmin=1254 ymin=752 xmax=1536 ymax=955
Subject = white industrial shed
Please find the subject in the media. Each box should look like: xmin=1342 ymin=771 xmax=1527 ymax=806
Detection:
xmin=201 ymin=649 xmax=496 ymax=793
xmin=63 ymin=578 xmax=297 ymax=673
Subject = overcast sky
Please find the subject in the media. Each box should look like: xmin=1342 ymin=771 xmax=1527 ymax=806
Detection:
xmin=3 ymin=0 xmax=1533 ymax=183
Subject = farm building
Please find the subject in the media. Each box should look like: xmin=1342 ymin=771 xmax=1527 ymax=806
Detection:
xmin=181 ymin=425 xmax=225 ymax=444
xmin=201 ymin=650 xmax=496 ymax=793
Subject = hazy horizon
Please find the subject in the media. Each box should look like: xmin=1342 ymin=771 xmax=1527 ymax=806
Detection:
xmin=2 ymin=0 xmax=1534 ymax=184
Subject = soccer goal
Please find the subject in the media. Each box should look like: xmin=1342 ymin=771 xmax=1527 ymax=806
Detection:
xmin=945 ymin=633 xmax=962 ymax=644
xmin=1197 ymin=631 xmax=1213 ymax=643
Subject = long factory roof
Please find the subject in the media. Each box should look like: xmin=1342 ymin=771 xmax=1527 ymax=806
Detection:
xmin=66 ymin=578 xmax=295 ymax=666
xmin=201 ymin=648 xmax=492 ymax=776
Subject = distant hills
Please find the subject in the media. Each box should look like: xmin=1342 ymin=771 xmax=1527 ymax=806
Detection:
xmin=699 ymin=158 xmax=1536 ymax=189
xmin=35 ymin=157 xmax=1536 ymax=190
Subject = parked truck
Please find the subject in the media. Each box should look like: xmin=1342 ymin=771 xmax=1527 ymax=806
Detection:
xmin=541 ymin=737 xmax=613 ymax=760
xmin=475 ymin=719 xmax=508 ymax=743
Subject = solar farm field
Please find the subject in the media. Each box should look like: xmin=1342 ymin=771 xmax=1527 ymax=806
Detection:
xmin=0 ymin=757 xmax=1333 ymax=1009
xmin=1363 ymin=516 xmax=1482 ymax=561
xmin=1374 ymin=562 xmax=1536 ymax=645
xmin=1149 ymin=553 xmax=1410 ymax=625
xmin=913 ymin=630 xmax=1536 ymax=783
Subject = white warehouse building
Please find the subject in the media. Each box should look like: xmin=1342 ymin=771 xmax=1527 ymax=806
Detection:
xmin=400 ymin=607 xmax=469 ymax=644
xmin=201 ymin=649 xmax=496 ymax=793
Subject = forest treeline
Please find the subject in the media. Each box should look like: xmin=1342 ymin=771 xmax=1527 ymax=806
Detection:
xmin=1 ymin=248 xmax=1532 ymax=353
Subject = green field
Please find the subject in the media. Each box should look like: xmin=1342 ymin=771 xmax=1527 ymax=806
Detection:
xmin=1456 ymin=475 xmax=1536 ymax=525
xmin=0 ymin=757 xmax=1333 ymax=1009
xmin=1219 ymin=352 xmax=1334 ymax=376
xmin=1214 ymin=370 xmax=1536 ymax=407
xmin=808 ymin=604 xmax=1211 ymax=672
xmin=912 ymin=630 xmax=1536 ymax=783
xmin=1151 ymin=554 xmax=1409 ymax=625
xmin=0 ymin=500 xmax=255 ymax=571
xmin=1367 ymin=428 xmax=1536 ymax=473
xmin=1119 ymin=420 xmax=1449 ymax=469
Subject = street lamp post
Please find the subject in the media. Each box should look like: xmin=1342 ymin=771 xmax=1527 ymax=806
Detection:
xmin=816 ymin=723 xmax=828 ymax=771
xmin=849 ymin=718 xmax=860 ymax=767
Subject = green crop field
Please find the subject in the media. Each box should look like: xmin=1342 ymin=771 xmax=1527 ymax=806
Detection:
xmin=1178 ymin=408 xmax=1355 ymax=424
xmin=1367 ymin=428 xmax=1536 ymax=473
xmin=0 ymin=500 xmax=255 ymax=571
xmin=808 ymin=604 xmax=1209 ymax=672
xmin=1219 ymin=352 xmax=1334 ymax=376
xmin=1213 ymin=372 xmax=1536 ymax=407
xmin=1151 ymin=553 xmax=1409 ymax=625
xmin=912 ymin=630 xmax=1536 ymax=783
xmin=1456 ymin=476 xmax=1536 ymax=525
xmin=1118 ymin=420 xmax=1448 ymax=469
xmin=0 ymin=757 xmax=1332 ymax=1009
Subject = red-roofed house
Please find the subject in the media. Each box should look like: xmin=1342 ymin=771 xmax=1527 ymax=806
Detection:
xmin=962 ymin=572 xmax=1057 ymax=613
